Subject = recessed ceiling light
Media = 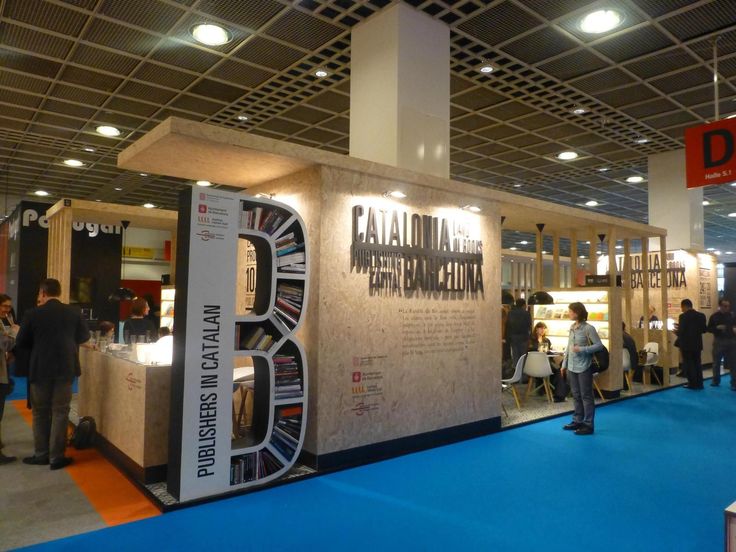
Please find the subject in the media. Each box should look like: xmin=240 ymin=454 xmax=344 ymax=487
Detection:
xmin=585 ymin=200 xmax=599 ymax=207
xmin=519 ymin=240 xmax=529 ymax=245
xmin=237 ymin=115 xmax=249 ymax=121
xmin=513 ymin=183 xmax=522 ymax=188
xmin=139 ymin=173 xmax=148 ymax=177
xmin=635 ymin=137 xmax=649 ymax=144
xmin=557 ymin=151 xmax=579 ymax=160
xmin=707 ymin=247 xmax=715 ymax=251
xmin=190 ymin=23 xmax=231 ymax=46
xmin=196 ymin=180 xmax=212 ymax=187
xmin=385 ymin=190 xmax=406 ymax=199
xmin=479 ymin=63 xmax=494 ymax=74
xmin=82 ymin=147 xmax=95 ymax=153
xmin=727 ymin=251 xmax=734 ymax=255
xmin=731 ymin=183 xmax=736 ymax=187
xmin=96 ymin=125 xmax=121 ymax=137
xmin=702 ymin=200 xmax=711 ymax=206
xmin=542 ymin=250 xmax=548 ymax=254
xmin=143 ymin=203 xmax=155 ymax=209
xmin=34 ymin=190 xmax=49 ymax=197
xmin=615 ymin=245 xmax=623 ymax=249
xmin=114 ymin=187 xmax=123 ymax=191
xmin=509 ymin=247 xmax=518 ymax=251
xmin=314 ymin=68 xmax=329 ymax=78
xmin=626 ymin=176 xmax=644 ymax=183
xmin=585 ymin=241 xmax=591 ymax=244
xmin=579 ymin=255 xmax=587 ymax=259
xmin=598 ymin=167 xmax=610 ymax=172
xmin=63 ymin=159 xmax=85 ymax=167
xmin=715 ymin=251 xmax=722 ymax=255
xmin=729 ymin=212 xmax=736 ymax=217
xmin=95 ymin=199 xmax=101 ymax=202
xmin=727 ymin=114 xmax=736 ymax=119
xmin=596 ymin=251 xmax=603 ymax=255
xmin=579 ymin=9 xmax=624 ymax=34
xmin=462 ymin=205 xmax=481 ymax=212
xmin=571 ymin=107 xmax=587 ymax=115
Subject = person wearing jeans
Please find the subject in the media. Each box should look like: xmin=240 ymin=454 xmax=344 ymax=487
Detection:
xmin=561 ymin=302 xmax=603 ymax=436
xmin=15 ymin=278 xmax=89 ymax=470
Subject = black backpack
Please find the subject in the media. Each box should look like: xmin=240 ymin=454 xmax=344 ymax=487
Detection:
xmin=71 ymin=416 xmax=97 ymax=449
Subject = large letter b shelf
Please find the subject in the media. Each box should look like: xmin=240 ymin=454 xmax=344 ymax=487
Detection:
xmin=170 ymin=188 xmax=308 ymax=503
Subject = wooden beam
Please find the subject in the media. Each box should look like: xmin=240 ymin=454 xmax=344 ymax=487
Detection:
xmin=659 ymin=235 xmax=669 ymax=385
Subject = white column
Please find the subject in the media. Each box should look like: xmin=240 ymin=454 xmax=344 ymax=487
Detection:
xmin=648 ymin=149 xmax=704 ymax=250
xmin=350 ymin=3 xmax=450 ymax=178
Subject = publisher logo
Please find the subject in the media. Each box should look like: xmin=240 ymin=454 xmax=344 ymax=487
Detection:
xmin=352 ymin=371 xmax=361 ymax=383
xmin=195 ymin=229 xmax=223 ymax=241
xmin=198 ymin=204 xmax=207 ymax=213
xmin=199 ymin=193 xmax=206 ymax=200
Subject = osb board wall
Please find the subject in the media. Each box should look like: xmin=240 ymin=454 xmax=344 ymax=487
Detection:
xmin=246 ymin=166 xmax=323 ymax=452
xmin=314 ymin=165 xmax=501 ymax=455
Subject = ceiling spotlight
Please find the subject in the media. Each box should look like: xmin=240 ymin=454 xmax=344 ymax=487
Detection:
xmin=519 ymin=240 xmax=529 ymax=245
xmin=314 ymin=68 xmax=329 ymax=78
xmin=96 ymin=125 xmax=121 ymax=137
xmin=63 ymin=159 xmax=85 ymax=167
xmin=143 ymin=203 xmax=155 ymax=209
xmin=702 ymin=200 xmax=711 ymax=206
xmin=626 ymin=176 xmax=644 ymax=183
xmin=729 ymin=213 xmax=736 ymax=217
xmin=237 ymin=115 xmax=249 ymax=121
xmin=579 ymin=9 xmax=624 ymax=34
xmin=139 ymin=173 xmax=149 ymax=177
xmin=34 ymin=190 xmax=49 ymax=197
xmin=557 ymin=151 xmax=579 ymax=160
xmin=707 ymin=247 xmax=715 ymax=251
xmin=634 ymin=137 xmax=649 ymax=144
xmin=615 ymin=245 xmax=623 ymax=249
xmin=196 ymin=180 xmax=212 ymax=187
xmin=114 ymin=187 xmax=123 ymax=191
xmin=513 ymin=183 xmax=522 ymax=188
xmin=384 ymin=190 xmax=406 ymax=199
xmin=509 ymin=247 xmax=518 ymax=251
xmin=579 ymin=255 xmax=587 ymax=259
xmin=479 ymin=63 xmax=494 ymax=74
xmin=598 ymin=167 xmax=610 ymax=172
xmin=727 ymin=251 xmax=734 ymax=255
xmin=462 ymin=205 xmax=481 ymax=212
xmin=191 ymin=23 xmax=231 ymax=46
xmin=571 ymin=107 xmax=587 ymax=115
xmin=82 ymin=147 xmax=95 ymax=153
xmin=585 ymin=200 xmax=599 ymax=207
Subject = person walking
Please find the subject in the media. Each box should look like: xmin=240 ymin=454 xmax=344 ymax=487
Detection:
xmin=0 ymin=294 xmax=19 ymax=464
xmin=15 ymin=278 xmax=90 ymax=470
xmin=505 ymin=298 xmax=532 ymax=375
xmin=675 ymin=298 xmax=707 ymax=390
xmin=706 ymin=298 xmax=736 ymax=389
xmin=561 ymin=302 xmax=603 ymax=435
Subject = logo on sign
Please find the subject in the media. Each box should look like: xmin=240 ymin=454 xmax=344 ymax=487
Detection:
xmin=195 ymin=230 xmax=223 ymax=241
xmin=198 ymin=204 xmax=207 ymax=213
xmin=352 ymin=371 xmax=362 ymax=383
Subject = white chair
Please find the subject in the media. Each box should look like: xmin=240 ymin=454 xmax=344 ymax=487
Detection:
xmin=592 ymin=372 xmax=606 ymax=400
xmin=622 ymin=349 xmax=634 ymax=392
xmin=502 ymin=354 xmax=525 ymax=411
xmin=523 ymin=352 xmax=554 ymax=403
xmin=642 ymin=341 xmax=661 ymax=385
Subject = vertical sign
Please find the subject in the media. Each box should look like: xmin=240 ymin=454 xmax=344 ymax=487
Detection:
xmin=685 ymin=118 xmax=736 ymax=188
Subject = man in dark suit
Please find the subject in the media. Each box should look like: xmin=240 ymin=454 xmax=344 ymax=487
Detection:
xmin=505 ymin=298 xmax=532 ymax=375
xmin=15 ymin=278 xmax=90 ymax=469
xmin=675 ymin=298 xmax=707 ymax=390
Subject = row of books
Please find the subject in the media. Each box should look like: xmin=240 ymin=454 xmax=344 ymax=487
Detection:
xmin=230 ymin=448 xmax=284 ymax=485
xmin=240 ymin=207 xmax=289 ymax=236
xmin=240 ymin=326 xmax=274 ymax=352
xmin=274 ymin=355 xmax=302 ymax=400
xmin=274 ymin=282 xmax=304 ymax=330
xmin=270 ymin=406 xmax=303 ymax=461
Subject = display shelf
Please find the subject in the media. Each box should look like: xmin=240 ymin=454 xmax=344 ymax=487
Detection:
xmin=533 ymin=288 xmax=611 ymax=351
xmin=228 ymin=196 xmax=309 ymax=490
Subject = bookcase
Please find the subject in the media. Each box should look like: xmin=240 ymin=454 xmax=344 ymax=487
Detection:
xmin=532 ymin=289 xmax=610 ymax=352
xmin=160 ymin=285 xmax=175 ymax=331
xmin=229 ymin=197 xmax=309 ymax=487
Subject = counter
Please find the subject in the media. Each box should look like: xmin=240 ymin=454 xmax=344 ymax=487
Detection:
xmin=78 ymin=347 xmax=171 ymax=483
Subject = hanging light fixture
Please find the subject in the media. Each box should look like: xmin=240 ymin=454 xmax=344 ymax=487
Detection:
xmin=109 ymin=220 xmax=136 ymax=302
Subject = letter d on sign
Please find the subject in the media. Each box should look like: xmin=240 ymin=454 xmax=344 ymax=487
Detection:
xmin=703 ymin=129 xmax=734 ymax=169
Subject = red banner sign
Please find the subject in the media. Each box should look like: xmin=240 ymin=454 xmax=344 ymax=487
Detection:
xmin=685 ymin=118 xmax=736 ymax=188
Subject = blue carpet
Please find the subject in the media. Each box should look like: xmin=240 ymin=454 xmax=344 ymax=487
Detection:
xmin=17 ymin=376 xmax=736 ymax=552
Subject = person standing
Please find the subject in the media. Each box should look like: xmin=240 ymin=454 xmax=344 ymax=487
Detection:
xmin=706 ymin=298 xmax=736 ymax=389
xmin=561 ymin=302 xmax=603 ymax=435
xmin=15 ymin=278 xmax=90 ymax=470
xmin=622 ymin=322 xmax=640 ymax=389
xmin=123 ymin=297 xmax=156 ymax=344
xmin=675 ymin=298 xmax=707 ymax=390
xmin=0 ymin=294 xmax=19 ymax=464
xmin=505 ymin=298 xmax=531 ymax=375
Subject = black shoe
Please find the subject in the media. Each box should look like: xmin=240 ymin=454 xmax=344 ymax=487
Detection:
xmin=554 ymin=397 xmax=566 ymax=403
xmin=563 ymin=422 xmax=580 ymax=431
xmin=49 ymin=457 xmax=73 ymax=471
xmin=22 ymin=455 xmax=49 ymax=465
xmin=0 ymin=454 xmax=16 ymax=465
xmin=574 ymin=425 xmax=594 ymax=435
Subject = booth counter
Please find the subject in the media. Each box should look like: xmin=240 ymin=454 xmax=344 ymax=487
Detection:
xmin=78 ymin=347 xmax=171 ymax=483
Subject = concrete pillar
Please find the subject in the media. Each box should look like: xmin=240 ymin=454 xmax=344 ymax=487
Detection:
xmin=648 ymin=149 xmax=704 ymax=250
xmin=350 ymin=3 xmax=450 ymax=178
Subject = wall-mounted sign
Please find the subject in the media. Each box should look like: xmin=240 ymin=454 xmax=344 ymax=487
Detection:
xmin=685 ymin=118 xmax=736 ymax=188
xmin=350 ymin=205 xmax=484 ymax=295
xmin=612 ymin=252 xmax=687 ymax=289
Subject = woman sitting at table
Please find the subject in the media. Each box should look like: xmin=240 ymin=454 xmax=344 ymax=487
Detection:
xmin=528 ymin=322 xmax=568 ymax=402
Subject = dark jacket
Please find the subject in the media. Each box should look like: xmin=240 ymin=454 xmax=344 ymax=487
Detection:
xmin=707 ymin=310 xmax=736 ymax=341
xmin=529 ymin=337 xmax=551 ymax=352
xmin=676 ymin=309 xmax=707 ymax=352
xmin=15 ymin=298 xmax=90 ymax=382
xmin=505 ymin=307 xmax=531 ymax=338
xmin=622 ymin=331 xmax=638 ymax=368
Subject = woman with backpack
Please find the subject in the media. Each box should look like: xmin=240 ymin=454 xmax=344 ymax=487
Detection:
xmin=561 ymin=302 xmax=603 ymax=436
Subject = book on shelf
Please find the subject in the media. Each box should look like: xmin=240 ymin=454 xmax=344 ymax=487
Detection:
xmin=277 ymin=251 xmax=305 ymax=267
xmin=279 ymin=262 xmax=306 ymax=273
xmin=241 ymin=326 xmax=275 ymax=352
xmin=240 ymin=207 xmax=288 ymax=236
